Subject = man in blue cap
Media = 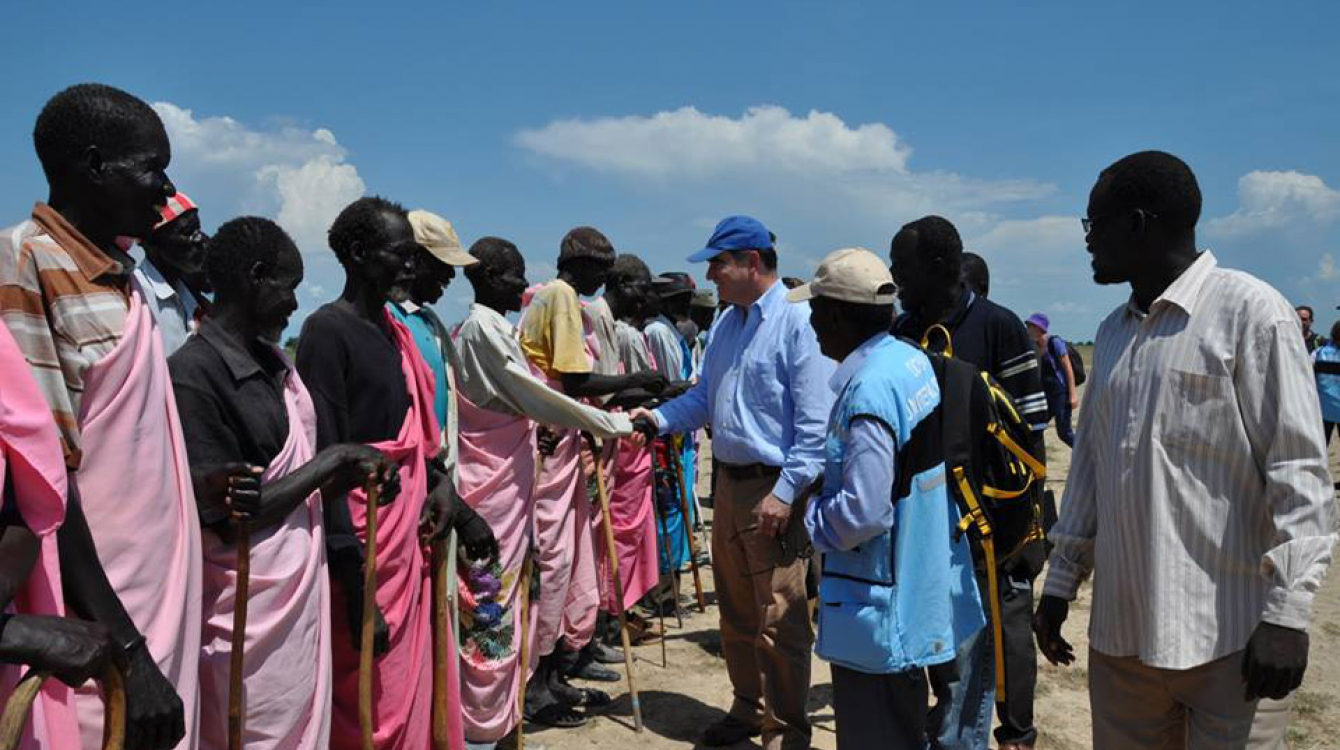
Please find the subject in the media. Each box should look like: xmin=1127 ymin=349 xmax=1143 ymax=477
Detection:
xmin=632 ymin=216 xmax=834 ymax=750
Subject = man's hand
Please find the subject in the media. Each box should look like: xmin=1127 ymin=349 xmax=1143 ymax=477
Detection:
xmin=1243 ymin=622 xmax=1309 ymax=700
xmin=754 ymin=494 xmax=793 ymax=538
xmin=329 ymin=445 xmax=399 ymax=504
xmin=1032 ymin=595 xmax=1075 ymax=666
xmin=456 ymin=510 xmax=499 ymax=561
xmin=1069 ymin=391 xmax=1080 ymax=410
xmin=122 ymin=641 xmax=187 ymax=750
xmin=628 ymin=408 xmax=659 ymax=447
xmin=537 ymin=427 xmax=562 ymax=457
xmin=0 ymin=615 xmax=116 ymax=687
xmin=197 ymin=463 xmax=263 ymax=519
xmin=420 ymin=482 xmax=457 ymax=541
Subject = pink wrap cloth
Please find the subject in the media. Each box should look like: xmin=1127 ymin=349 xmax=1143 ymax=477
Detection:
xmin=197 ymin=357 xmax=332 ymax=750
xmin=73 ymin=288 xmax=203 ymax=750
xmin=0 ymin=324 xmax=80 ymax=750
xmin=329 ymin=314 xmax=462 ymax=750
xmin=452 ymin=394 xmax=537 ymax=743
xmin=598 ymin=437 xmax=659 ymax=612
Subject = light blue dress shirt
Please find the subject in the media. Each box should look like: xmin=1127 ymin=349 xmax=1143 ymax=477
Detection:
xmin=654 ymin=280 xmax=836 ymax=504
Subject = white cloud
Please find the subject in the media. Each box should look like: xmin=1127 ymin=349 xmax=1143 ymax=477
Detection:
xmin=1206 ymin=170 xmax=1340 ymax=236
xmin=1317 ymin=253 xmax=1337 ymax=281
xmin=153 ymin=102 xmax=366 ymax=255
xmin=517 ymin=105 xmax=912 ymax=178
xmin=515 ymin=105 xmax=1052 ymax=217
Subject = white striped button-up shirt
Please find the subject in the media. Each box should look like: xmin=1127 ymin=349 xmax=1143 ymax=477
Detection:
xmin=1044 ymin=251 xmax=1336 ymax=670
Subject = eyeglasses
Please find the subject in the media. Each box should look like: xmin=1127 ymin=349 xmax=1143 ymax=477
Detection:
xmin=1082 ymin=209 xmax=1160 ymax=234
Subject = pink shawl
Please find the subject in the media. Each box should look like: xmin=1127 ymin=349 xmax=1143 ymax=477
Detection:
xmin=73 ymin=288 xmax=203 ymax=750
xmin=329 ymin=313 xmax=461 ymax=750
xmin=198 ymin=358 xmax=332 ymax=750
xmin=0 ymin=324 xmax=79 ymax=750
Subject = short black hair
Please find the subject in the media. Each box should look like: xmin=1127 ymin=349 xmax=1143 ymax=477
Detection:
xmin=1098 ymin=151 xmax=1202 ymax=234
xmin=33 ymin=83 xmax=165 ymax=182
xmin=465 ymin=236 xmax=521 ymax=282
xmin=1331 ymin=320 xmax=1340 ymax=343
xmin=900 ymin=215 xmax=963 ymax=264
xmin=961 ymin=251 xmax=990 ymax=298
xmin=328 ymin=195 xmax=406 ymax=267
xmin=1297 ymin=304 xmax=1315 ymax=317
xmin=609 ymin=254 xmax=651 ymax=286
xmin=207 ymin=216 xmax=298 ymax=296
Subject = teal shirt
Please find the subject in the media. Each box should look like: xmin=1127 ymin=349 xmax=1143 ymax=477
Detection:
xmin=388 ymin=301 xmax=450 ymax=430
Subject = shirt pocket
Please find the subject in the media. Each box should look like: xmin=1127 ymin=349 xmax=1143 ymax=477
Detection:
xmin=1156 ymin=369 xmax=1238 ymax=454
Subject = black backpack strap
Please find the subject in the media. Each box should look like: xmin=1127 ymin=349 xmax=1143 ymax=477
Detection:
xmin=940 ymin=358 xmax=978 ymax=472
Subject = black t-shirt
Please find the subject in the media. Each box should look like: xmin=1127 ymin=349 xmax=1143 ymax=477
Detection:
xmin=894 ymin=289 xmax=1050 ymax=441
xmin=168 ymin=318 xmax=292 ymax=525
xmin=295 ymin=303 xmax=411 ymax=450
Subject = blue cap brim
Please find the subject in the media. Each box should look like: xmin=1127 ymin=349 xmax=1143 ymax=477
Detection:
xmin=687 ymin=246 xmax=725 ymax=263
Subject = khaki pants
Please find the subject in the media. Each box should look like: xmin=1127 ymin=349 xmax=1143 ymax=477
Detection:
xmin=712 ymin=469 xmax=813 ymax=750
xmin=1090 ymin=648 xmax=1292 ymax=750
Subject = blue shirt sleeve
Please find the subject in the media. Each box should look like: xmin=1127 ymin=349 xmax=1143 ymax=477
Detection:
xmin=655 ymin=328 xmax=716 ymax=434
xmin=773 ymin=317 xmax=837 ymax=503
xmin=804 ymin=417 xmax=896 ymax=553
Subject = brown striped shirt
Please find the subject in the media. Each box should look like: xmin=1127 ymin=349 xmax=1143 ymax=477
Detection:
xmin=0 ymin=203 xmax=134 ymax=468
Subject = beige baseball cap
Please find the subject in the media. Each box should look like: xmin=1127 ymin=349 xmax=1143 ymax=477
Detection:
xmin=786 ymin=247 xmax=896 ymax=305
xmin=407 ymin=209 xmax=478 ymax=267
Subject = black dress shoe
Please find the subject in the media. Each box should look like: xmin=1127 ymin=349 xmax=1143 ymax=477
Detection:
xmin=702 ymin=716 xmax=762 ymax=746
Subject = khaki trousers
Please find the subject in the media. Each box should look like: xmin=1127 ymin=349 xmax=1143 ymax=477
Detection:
xmin=712 ymin=470 xmax=813 ymax=750
xmin=1089 ymin=648 xmax=1292 ymax=750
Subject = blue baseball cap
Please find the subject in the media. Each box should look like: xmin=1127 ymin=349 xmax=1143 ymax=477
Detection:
xmin=687 ymin=215 xmax=774 ymax=263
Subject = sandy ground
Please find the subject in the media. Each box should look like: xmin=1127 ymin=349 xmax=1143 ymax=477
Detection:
xmin=528 ymin=369 xmax=1340 ymax=750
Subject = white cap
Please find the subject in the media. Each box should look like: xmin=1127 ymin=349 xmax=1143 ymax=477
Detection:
xmin=408 ymin=210 xmax=478 ymax=267
xmin=786 ymin=247 xmax=896 ymax=305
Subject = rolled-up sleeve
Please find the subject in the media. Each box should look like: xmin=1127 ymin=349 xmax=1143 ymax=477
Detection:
xmin=774 ymin=316 xmax=835 ymax=504
xmin=805 ymin=417 xmax=895 ymax=553
xmin=1043 ymin=381 xmax=1100 ymax=601
xmin=1238 ymin=319 xmax=1337 ymax=630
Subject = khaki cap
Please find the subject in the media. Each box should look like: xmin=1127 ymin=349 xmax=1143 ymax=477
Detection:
xmin=786 ymin=247 xmax=896 ymax=305
xmin=408 ymin=209 xmax=478 ymax=267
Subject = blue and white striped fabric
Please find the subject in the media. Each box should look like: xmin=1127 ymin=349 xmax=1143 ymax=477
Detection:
xmin=1044 ymin=251 xmax=1336 ymax=670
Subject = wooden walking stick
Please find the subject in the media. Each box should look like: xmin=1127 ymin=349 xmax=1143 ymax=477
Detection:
xmin=359 ymin=477 xmax=381 ymax=750
xmin=585 ymin=433 xmax=644 ymax=733
xmin=649 ymin=456 xmax=670 ymax=667
xmin=431 ymin=533 xmax=451 ymax=750
xmin=228 ymin=518 xmax=252 ymax=750
xmin=515 ymin=550 xmax=533 ymax=750
xmin=1 ymin=663 xmax=126 ymax=750
xmin=670 ymin=435 xmax=707 ymax=613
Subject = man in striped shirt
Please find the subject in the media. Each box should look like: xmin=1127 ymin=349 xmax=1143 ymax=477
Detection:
xmin=890 ymin=215 xmax=1048 ymax=750
xmin=1034 ymin=151 xmax=1336 ymax=749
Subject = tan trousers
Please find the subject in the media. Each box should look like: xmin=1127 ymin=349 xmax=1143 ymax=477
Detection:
xmin=1089 ymin=648 xmax=1292 ymax=750
xmin=712 ymin=470 xmax=813 ymax=750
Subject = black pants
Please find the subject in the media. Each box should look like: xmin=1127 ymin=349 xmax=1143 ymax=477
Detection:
xmin=832 ymin=665 xmax=927 ymax=750
xmin=995 ymin=569 xmax=1038 ymax=745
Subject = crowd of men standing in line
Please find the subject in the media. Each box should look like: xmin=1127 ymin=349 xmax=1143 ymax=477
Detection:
xmin=0 ymin=80 xmax=1334 ymax=750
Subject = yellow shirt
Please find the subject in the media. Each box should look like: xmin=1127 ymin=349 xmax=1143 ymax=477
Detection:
xmin=518 ymin=279 xmax=591 ymax=377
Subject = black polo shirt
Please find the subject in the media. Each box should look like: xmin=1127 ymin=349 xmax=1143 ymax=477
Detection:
xmin=168 ymin=318 xmax=292 ymax=525
xmin=295 ymin=303 xmax=411 ymax=450
xmin=893 ymin=288 xmax=1050 ymax=441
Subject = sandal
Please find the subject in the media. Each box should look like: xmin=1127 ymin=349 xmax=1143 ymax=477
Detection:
xmin=525 ymin=702 xmax=587 ymax=728
xmin=576 ymin=687 xmax=612 ymax=708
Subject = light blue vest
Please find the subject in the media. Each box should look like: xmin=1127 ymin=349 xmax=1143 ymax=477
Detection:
xmin=815 ymin=336 xmax=985 ymax=674
xmin=1316 ymin=343 xmax=1340 ymax=424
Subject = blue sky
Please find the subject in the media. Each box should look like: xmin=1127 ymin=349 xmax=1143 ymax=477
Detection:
xmin=2 ymin=1 xmax=1337 ymax=340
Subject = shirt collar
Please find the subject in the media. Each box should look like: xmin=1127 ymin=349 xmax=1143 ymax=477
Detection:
xmin=137 ymin=257 xmax=181 ymax=302
xmin=30 ymin=202 xmax=131 ymax=282
xmin=398 ymin=300 xmax=422 ymax=314
xmin=198 ymin=317 xmax=289 ymax=383
xmin=830 ymin=332 xmax=888 ymax=394
xmin=744 ymin=279 xmax=786 ymax=320
xmin=470 ymin=302 xmax=512 ymax=330
xmin=1124 ymin=250 xmax=1217 ymax=318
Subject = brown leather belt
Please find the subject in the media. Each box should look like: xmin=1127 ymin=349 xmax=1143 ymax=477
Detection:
xmin=716 ymin=461 xmax=782 ymax=481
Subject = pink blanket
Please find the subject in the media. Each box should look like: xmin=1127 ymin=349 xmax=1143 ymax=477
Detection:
xmin=598 ymin=437 xmax=659 ymax=612
xmin=329 ymin=313 xmax=461 ymax=750
xmin=452 ymin=394 xmax=537 ymax=742
xmin=73 ymin=288 xmax=203 ymax=750
xmin=198 ymin=358 xmax=332 ymax=750
xmin=530 ymin=424 xmax=596 ymax=657
xmin=0 ymin=324 xmax=79 ymax=750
